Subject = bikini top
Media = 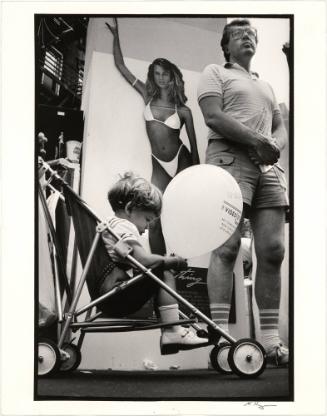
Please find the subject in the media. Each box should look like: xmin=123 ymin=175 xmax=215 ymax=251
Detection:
xmin=144 ymin=100 xmax=181 ymax=130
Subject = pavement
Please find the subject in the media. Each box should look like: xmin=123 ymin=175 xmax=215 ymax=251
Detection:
xmin=37 ymin=367 xmax=291 ymax=400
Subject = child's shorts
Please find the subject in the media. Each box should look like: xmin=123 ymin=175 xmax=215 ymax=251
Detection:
xmin=96 ymin=265 xmax=159 ymax=317
xmin=205 ymin=139 xmax=289 ymax=210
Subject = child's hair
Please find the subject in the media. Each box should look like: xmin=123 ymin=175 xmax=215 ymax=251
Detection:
xmin=108 ymin=172 xmax=162 ymax=216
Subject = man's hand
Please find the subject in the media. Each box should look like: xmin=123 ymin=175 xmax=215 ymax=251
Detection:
xmin=248 ymin=148 xmax=263 ymax=166
xmin=253 ymin=137 xmax=280 ymax=165
xmin=249 ymin=137 xmax=280 ymax=166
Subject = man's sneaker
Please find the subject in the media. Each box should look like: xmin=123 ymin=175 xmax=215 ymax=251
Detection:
xmin=266 ymin=343 xmax=289 ymax=367
xmin=160 ymin=328 xmax=208 ymax=355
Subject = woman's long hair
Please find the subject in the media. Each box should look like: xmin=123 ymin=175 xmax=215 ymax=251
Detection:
xmin=145 ymin=58 xmax=187 ymax=105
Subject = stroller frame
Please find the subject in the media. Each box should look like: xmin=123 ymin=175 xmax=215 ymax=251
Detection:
xmin=37 ymin=158 xmax=267 ymax=379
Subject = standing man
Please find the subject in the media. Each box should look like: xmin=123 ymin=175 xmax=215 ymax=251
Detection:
xmin=197 ymin=19 xmax=289 ymax=366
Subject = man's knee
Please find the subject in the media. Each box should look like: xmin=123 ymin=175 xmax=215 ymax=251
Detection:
xmin=257 ymin=239 xmax=285 ymax=266
xmin=212 ymin=239 xmax=241 ymax=265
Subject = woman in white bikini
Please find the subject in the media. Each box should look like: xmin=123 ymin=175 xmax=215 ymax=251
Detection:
xmin=106 ymin=18 xmax=200 ymax=255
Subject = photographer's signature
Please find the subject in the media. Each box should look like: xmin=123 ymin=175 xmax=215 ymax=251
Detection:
xmin=243 ymin=402 xmax=277 ymax=410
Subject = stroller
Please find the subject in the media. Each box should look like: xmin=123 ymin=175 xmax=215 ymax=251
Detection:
xmin=37 ymin=158 xmax=267 ymax=379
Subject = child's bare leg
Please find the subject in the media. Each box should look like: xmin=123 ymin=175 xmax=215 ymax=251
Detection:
xmin=157 ymin=271 xmax=180 ymax=332
xmin=158 ymin=270 xmax=177 ymax=305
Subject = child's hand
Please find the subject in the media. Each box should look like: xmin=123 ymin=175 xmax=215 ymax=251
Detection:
xmin=164 ymin=254 xmax=188 ymax=271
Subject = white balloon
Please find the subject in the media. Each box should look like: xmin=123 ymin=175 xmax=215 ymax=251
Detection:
xmin=161 ymin=165 xmax=243 ymax=259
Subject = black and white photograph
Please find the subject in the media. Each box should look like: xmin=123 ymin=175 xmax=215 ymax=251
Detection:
xmin=36 ymin=13 xmax=292 ymax=400
xmin=1 ymin=2 xmax=326 ymax=415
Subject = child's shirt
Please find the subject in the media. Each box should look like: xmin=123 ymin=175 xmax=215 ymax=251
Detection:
xmin=101 ymin=216 xmax=142 ymax=277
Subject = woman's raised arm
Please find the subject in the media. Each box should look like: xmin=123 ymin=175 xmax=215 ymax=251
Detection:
xmin=105 ymin=18 xmax=146 ymax=101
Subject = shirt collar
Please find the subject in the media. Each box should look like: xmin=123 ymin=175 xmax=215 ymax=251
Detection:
xmin=224 ymin=62 xmax=259 ymax=78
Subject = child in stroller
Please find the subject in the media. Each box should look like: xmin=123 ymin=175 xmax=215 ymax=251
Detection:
xmin=38 ymin=159 xmax=267 ymax=378
xmin=97 ymin=171 xmax=208 ymax=354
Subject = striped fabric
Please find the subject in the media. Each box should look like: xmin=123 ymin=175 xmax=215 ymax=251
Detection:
xmin=259 ymin=309 xmax=279 ymax=330
xmin=210 ymin=303 xmax=230 ymax=331
xmin=259 ymin=309 xmax=280 ymax=349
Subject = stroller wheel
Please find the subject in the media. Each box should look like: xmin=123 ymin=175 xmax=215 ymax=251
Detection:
xmin=59 ymin=343 xmax=82 ymax=372
xmin=228 ymin=338 xmax=266 ymax=378
xmin=38 ymin=338 xmax=60 ymax=377
xmin=210 ymin=343 xmax=232 ymax=374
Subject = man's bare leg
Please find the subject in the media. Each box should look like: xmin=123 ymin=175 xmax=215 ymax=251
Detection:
xmin=251 ymin=207 xmax=288 ymax=365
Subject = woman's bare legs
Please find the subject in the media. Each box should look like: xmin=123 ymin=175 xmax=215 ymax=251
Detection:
xmin=176 ymin=144 xmax=193 ymax=174
xmin=148 ymin=156 xmax=171 ymax=255
xmin=149 ymin=145 xmax=193 ymax=255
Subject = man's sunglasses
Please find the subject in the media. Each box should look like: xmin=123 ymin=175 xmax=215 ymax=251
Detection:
xmin=230 ymin=28 xmax=257 ymax=41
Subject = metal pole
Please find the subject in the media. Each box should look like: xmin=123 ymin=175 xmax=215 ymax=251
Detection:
xmin=178 ymin=309 xmax=202 ymax=332
xmin=52 ymin=247 xmax=63 ymax=322
xmin=57 ymin=232 xmax=100 ymax=348
xmin=77 ymin=307 xmax=93 ymax=350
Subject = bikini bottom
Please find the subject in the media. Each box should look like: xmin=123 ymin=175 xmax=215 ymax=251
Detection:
xmin=152 ymin=144 xmax=184 ymax=178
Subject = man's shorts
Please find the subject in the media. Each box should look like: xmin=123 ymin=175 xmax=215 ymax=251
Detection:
xmin=206 ymin=139 xmax=289 ymax=211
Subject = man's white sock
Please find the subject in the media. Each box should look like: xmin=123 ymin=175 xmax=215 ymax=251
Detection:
xmin=259 ymin=308 xmax=281 ymax=351
xmin=210 ymin=303 xmax=230 ymax=341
